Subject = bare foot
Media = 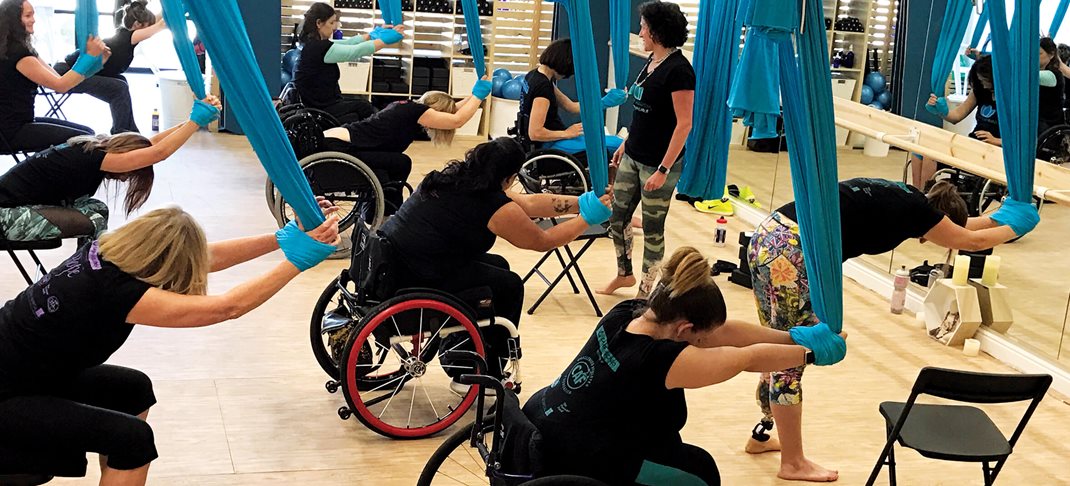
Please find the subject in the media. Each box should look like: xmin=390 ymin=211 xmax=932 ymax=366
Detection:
xmin=630 ymin=216 xmax=643 ymax=229
xmin=778 ymin=458 xmax=839 ymax=482
xmin=596 ymin=275 xmax=636 ymax=295
xmin=745 ymin=436 xmax=781 ymax=454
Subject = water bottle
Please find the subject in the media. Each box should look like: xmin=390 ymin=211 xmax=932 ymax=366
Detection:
xmin=151 ymin=109 xmax=159 ymax=132
xmin=891 ymin=265 xmax=909 ymax=314
xmin=714 ymin=216 xmax=728 ymax=248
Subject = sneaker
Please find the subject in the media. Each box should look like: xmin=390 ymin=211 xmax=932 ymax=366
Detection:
xmin=739 ymin=186 xmax=762 ymax=209
xmin=694 ymin=198 xmax=734 ymax=216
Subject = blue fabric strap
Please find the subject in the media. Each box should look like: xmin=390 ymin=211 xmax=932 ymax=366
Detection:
xmin=928 ymin=0 xmax=972 ymax=106
xmin=1051 ymin=0 xmax=1069 ymax=36
xmin=988 ymin=0 xmax=1039 ymax=204
xmin=609 ymin=0 xmax=630 ymax=90
xmin=161 ymin=0 xmax=207 ymax=99
xmin=182 ymin=0 xmax=324 ymax=227
xmin=969 ymin=2 xmax=990 ymax=48
xmin=379 ymin=0 xmax=403 ymax=26
xmin=729 ymin=26 xmax=786 ymax=140
xmin=676 ymin=0 xmax=749 ymax=200
xmin=75 ymin=0 xmax=98 ymax=53
xmin=549 ymin=0 xmax=608 ymax=194
xmin=460 ymin=0 xmax=487 ymax=77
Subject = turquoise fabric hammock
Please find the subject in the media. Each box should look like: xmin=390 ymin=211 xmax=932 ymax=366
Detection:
xmin=970 ymin=1 xmax=990 ymax=48
xmin=926 ymin=0 xmax=973 ymax=115
xmin=609 ymin=0 xmax=630 ymax=90
xmin=459 ymin=0 xmax=487 ymax=77
xmin=74 ymin=0 xmax=98 ymax=52
xmin=988 ymin=0 xmax=1039 ymax=203
xmin=676 ymin=0 xmax=748 ymax=200
xmin=729 ymin=1 xmax=788 ymax=141
xmin=160 ymin=0 xmax=206 ymax=99
xmin=379 ymin=0 xmax=403 ymax=26
xmin=548 ymin=0 xmax=609 ymax=194
xmin=1051 ymin=0 xmax=1069 ymax=36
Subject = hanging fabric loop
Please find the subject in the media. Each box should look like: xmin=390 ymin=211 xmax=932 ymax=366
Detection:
xmin=1051 ymin=0 xmax=1069 ymax=36
xmin=608 ymin=0 xmax=630 ymax=90
xmin=459 ymin=0 xmax=487 ymax=77
xmin=160 ymin=0 xmax=207 ymax=99
xmin=926 ymin=0 xmax=972 ymax=114
xmin=75 ymin=0 xmax=99 ymax=53
xmin=379 ymin=0 xmax=403 ymax=26
xmin=969 ymin=1 xmax=990 ymax=48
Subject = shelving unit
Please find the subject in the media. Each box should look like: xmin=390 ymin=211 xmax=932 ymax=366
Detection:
xmin=825 ymin=0 xmax=876 ymax=103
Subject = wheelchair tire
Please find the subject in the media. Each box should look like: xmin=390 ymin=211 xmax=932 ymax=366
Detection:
xmin=520 ymin=477 xmax=610 ymax=486
xmin=1037 ymin=124 xmax=1070 ymax=165
xmin=517 ymin=151 xmax=589 ymax=196
xmin=340 ymin=293 xmax=485 ymax=439
xmin=417 ymin=420 xmax=493 ymax=486
xmin=266 ymin=151 xmax=386 ymax=231
xmin=310 ymin=275 xmax=369 ymax=380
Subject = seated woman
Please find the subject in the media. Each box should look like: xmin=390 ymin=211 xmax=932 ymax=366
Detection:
xmin=743 ymin=177 xmax=1038 ymax=482
xmin=293 ymin=2 xmax=404 ymax=124
xmin=321 ymin=84 xmax=490 ymax=210
xmin=54 ymin=1 xmax=167 ymax=134
xmin=0 ymin=97 xmax=220 ymax=242
xmin=0 ymin=0 xmax=108 ymax=151
xmin=378 ymin=137 xmax=611 ymax=374
xmin=1038 ymin=37 xmax=1065 ymax=134
xmin=0 ymin=205 xmax=338 ymax=486
xmin=520 ymin=38 xmax=625 ymax=157
xmin=523 ymin=246 xmax=846 ymax=485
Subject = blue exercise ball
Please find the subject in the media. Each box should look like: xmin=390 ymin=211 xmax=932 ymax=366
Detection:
xmin=281 ymin=71 xmax=292 ymax=87
xmin=860 ymin=85 xmax=874 ymax=105
xmin=868 ymin=101 xmax=885 ymax=111
xmin=282 ymin=49 xmax=301 ymax=76
xmin=493 ymin=68 xmax=513 ymax=81
xmin=864 ymin=72 xmax=886 ymax=93
xmin=501 ymin=79 xmax=525 ymax=100
xmin=492 ymin=76 xmax=507 ymax=97
xmin=877 ymin=91 xmax=892 ymax=108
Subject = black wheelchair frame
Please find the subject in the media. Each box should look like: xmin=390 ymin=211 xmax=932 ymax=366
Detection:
xmin=510 ymin=113 xmax=591 ymax=196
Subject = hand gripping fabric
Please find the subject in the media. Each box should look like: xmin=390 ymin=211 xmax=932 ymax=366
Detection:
xmin=460 ymin=0 xmax=487 ymax=77
xmin=71 ymin=53 xmax=103 ymax=77
xmin=161 ymin=0 xmax=207 ymax=98
xmin=75 ymin=0 xmax=98 ymax=53
xmin=472 ymin=79 xmax=493 ymax=100
xmin=926 ymin=0 xmax=972 ymax=122
xmin=601 ymin=88 xmax=627 ymax=108
xmin=790 ymin=323 xmax=847 ymax=366
xmin=275 ymin=221 xmax=336 ymax=271
xmin=925 ymin=96 xmax=950 ymax=117
xmin=190 ymin=99 xmax=220 ymax=127
xmin=990 ymin=198 xmax=1040 ymax=236
xmin=578 ymin=191 xmax=611 ymax=225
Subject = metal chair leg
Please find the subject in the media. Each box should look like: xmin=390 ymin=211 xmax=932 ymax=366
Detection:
xmin=6 ymin=248 xmax=34 ymax=285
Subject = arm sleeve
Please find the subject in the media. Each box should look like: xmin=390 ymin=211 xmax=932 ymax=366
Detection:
xmin=908 ymin=193 xmax=947 ymax=236
xmin=667 ymin=63 xmax=697 ymax=92
xmin=1040 ymin=70 xmax=1058 ymax=88
xmin=332 ymin=35 xmax=369 ymax=46
xmin=323 ymin=41 xmax=376 ymax=64
xmin=641 ymin=341 xmax=689 ymax=390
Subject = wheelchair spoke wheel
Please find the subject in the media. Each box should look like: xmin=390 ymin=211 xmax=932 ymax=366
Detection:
xmin=417 ymin=420 xmax=495 ymax=486
xmin=341 ymin=294 xmax=485 ymax=439
xmin=268 ymin=152 xmax=386 ymax=231
xmin=517 ymin=152 xmax=589 ymax=196
xmin=310 ymin=276 xmax=368 ymax=379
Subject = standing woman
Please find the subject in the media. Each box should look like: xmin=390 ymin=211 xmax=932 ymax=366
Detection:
xmin=0 ymin=0 xmax=107 ymax=151
xmin=293 ymin=2 xmax=404 ymax=124
xmin=599 ymin=1 xmax=694 ymax=297
xmin=744 ymin=178 xmax=1039 ymax=482
xmin=54 ymin=1 xmax=167 ymax=134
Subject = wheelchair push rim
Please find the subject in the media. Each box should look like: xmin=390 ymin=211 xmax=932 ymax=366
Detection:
xmin=417 ymin=420 xmax=495 ymax=486
xmin=341 ymin=295 xmax=486 ymax=439
xmin=515 ymin=151 xmax=589 ymax=196
xmin=267 ymin=151 xmax=386 ymax=231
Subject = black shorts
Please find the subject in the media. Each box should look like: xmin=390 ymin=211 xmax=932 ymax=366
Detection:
xmin=0 ymin=365 xmax=158 ymax=476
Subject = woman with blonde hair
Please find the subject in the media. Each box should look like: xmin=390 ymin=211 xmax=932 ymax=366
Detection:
xmin=0 ymin=96 xmax=220 ymax=242
xmin=0 ymin=204 xmax=339 ymax=486
xmin=524 ymin=246 xmax=846 ymax=485
xmin=321 ymin=84 xmax=491 ymax=211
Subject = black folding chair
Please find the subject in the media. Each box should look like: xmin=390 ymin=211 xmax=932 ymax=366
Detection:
xmin=1 ymin=237 xmax=61 ymax=285
xmin=37 ymin=87 xmax=72 ymax=120
xmin=521 ymin=218 xmax=607 ymax=317
xmin=866 ymin=367 xmax=1052 ymax=486
xmin=0 ymin=129 xmax=27 ymax=165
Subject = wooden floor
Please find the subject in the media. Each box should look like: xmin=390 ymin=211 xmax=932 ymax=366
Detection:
xmin=3 ymin=134 xmax=1070 ymax=485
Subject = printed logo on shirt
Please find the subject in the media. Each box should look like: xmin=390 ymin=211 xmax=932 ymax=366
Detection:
xmin=979 ymin=105 xmax=997 ymax=119
xmin=846 ymin=177 xmax=910 ymax=196
xmin=562 ymin=356 xmax=596 ymax=395
xmin=595 ymin=327 xmax=620 ymax=371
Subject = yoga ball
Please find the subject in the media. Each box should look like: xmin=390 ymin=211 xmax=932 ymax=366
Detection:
xmin=492 ymin=76 xmax=507 ymax=97
xmin=281 ymin=71 xmax=292 ymax=87
xmin=493 ymin=68 xmax=513 ymax=81
xmin=878 ymin=91 xmax=892 ymax=108
xmin=282 ymin=49 xmax=301 ymax=76
xmin=860 ymin=85 xmax=874 ymax=105
xmin=868 ymin=101 xmax=885 ymax=111
xmin=501 ymin=78 xmax=525 ymax=100
xmin=864 ymin=72 xmax=886 ymax=93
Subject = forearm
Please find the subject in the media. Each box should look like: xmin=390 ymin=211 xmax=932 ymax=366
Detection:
xmin=743 ymin=343 xmax=809 ymax=372
xmin=963 ymin=226 xmax=1018 ymax=251
xmin=537 ymin=217 xmax=589 ymax=251
xmin=150 ymin=122 xmax=188 ymax=144
xmin=530 ymin=126 xmax=571 ymax=142
xmin=209 ymin=234 xmax=279 ymax=272
xmin=149 ymin=122 xmax=199 ymax=159
xmin=966 ymin=215 xmax=997 ymax=230
xmin=704 ymin=321 xmax=794 ymax=348
xmin=658 ymin=123 xmax=691 ymax=168
xmin=517 ymin=193 xmax=580 ymax=218
xmin=217 ymin=262 xmax=302 ymax=321
xmin=323 ymin=41 xmax=376 ymax=63
xmin=333 ymin=35 xmax=371 ymax=46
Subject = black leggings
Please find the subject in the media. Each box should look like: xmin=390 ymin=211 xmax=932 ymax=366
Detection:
xmin=321 ymin=138 xmax=412 ymax=212
xmin=0 ymin=365 xmax=158 ymax=476
xmin=4 ymin=117 xmax=93 ymax=152
xmin=323 ymin=99 xmax=377 ymax=125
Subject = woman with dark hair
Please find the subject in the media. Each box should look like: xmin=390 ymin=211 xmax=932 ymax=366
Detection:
xmin=54 ymin=1 xmax=167 ymax=134
xmin=600 ymin=1 xmax=695 ymax=298
xmin=519 ymin=38 xmax=626 ymax=153
xmin=526 ymin=246 xmax=847 ymax=485
xmin=743 ymin=178 xmax=1038 ymax=482
xmin=0 ymin=96 xmax=220 ymax=242
xmin=0 ymin=0 xmax=107 ymax=151
xmin=379 ymin=137 xmax=611 ymax=367
xmin=1057 ymin=43 xmax=1070 ymax=113
xmin=293 ymin=2 xmax=404 ymax=123
xmin=1038 ymin=37 xmax=1064 ymax=133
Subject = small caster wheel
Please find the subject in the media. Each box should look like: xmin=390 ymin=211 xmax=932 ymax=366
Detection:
xmin=338 ymin=406 xmax=352 ymax=420
xmin=325 ymin=380 xmax=340 ymax=393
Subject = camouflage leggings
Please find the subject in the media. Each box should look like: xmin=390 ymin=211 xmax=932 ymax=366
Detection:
xmin=0 ymin=198 xmax=109 ymax=241
xmin=607 ymin=153 xmax=682 ymax=295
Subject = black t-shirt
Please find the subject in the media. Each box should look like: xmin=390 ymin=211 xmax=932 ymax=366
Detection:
xmin=776 ymin=178 xmax=946 ymax=261
xmin=521 ymin=69 xmax=565 ymax=147
xmin=1039 ymin=66 xmax=1064 ymax=131
xmin=0 ymin=44 xmax=39 ymax=139
xmin=624 ymin=50 xmax=696 ymax=166
xmin=65 ymin=29 xmax=137 ymax=78
xmin=293 ymin=39 xmax=343 ymax=110
xmin=380 ymin=186 xmax=512 ymax=282
xmin=0 ymin=142 xmax=108 ymax=207
xmin=971 ymin=103 xmax=1000 ymax=139
xmin=0 ymin=241 xmax=151 ymax=399
xmin=340 ymin=100 xmax=431 ymax=152
xmin=523 ymin=300 xmax=689 ymax=483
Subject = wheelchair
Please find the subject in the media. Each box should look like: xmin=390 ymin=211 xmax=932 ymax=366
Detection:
xmin=509 ymin=113 xmax=591 ymax=196
xmin=309 ymin=221 xmax=523 ymax=439
xmin=1037 ymin=123 xmax=1070 ymax=166
xmin=418 ymin=351 xmax=608 ymax=486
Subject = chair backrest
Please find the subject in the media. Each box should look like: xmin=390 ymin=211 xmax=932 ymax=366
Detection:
xmin=348 ymin=220 xmax=397 ymax=302
xmin=912 ymin=367 xmax=1052 ymax=404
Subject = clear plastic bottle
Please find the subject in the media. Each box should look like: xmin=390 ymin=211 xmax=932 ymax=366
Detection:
xmin=714 ymin=216 xmax=728 ymax=248
xmin=151 ymin=109 xmax=159 ymax=132
xmin=891 ymin=265 xmax=909 ymax=314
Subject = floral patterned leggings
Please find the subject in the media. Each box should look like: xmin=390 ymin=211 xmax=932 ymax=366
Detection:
xmin=747 ymin=212 xmax=819 ymax=420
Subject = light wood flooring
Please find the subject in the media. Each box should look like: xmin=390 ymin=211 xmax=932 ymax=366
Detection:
xmin=3 ymin=134 xmax=1070 ymax=485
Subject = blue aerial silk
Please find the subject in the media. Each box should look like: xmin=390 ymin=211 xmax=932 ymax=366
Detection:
xmin=988 ymin=0 xmax=1039 ymax=203
xmin=378 ymin=0 xmax=403 ymax=26
xmin=970 ymin=2 xmax=991 ymax=48
xmin=928 ymin=0 xmax=973 ymax=102
xmin=729 ymin=0 xmax=795 ymax=141
xmin=1051 ymin=0 xmax=1070 ymax=36
xmin=178 ymin=0 xmax=323 ymax=227
xmin=75 ymin=0 xmax=98 ymax=52
xmin=779 ymin=1 xmax=845 ymax=333
xmin=549 ymin=0 xmax=608 ymax=194
xmin=460 ymin=0 xmax=487 ymax=77
xmin=609 ymin=0 xmax=630 ymax=90
xmin=160 ymin=0 xmax=206 ymax=98
xmin=676 ymin=0 xmax=748 ymax=199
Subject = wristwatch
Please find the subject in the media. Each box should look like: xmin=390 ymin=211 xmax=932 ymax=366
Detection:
xmin=804 ymin=349 xmax=816 ymax=365
xmin=656 ymin=165 xmax=669 ymax=174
